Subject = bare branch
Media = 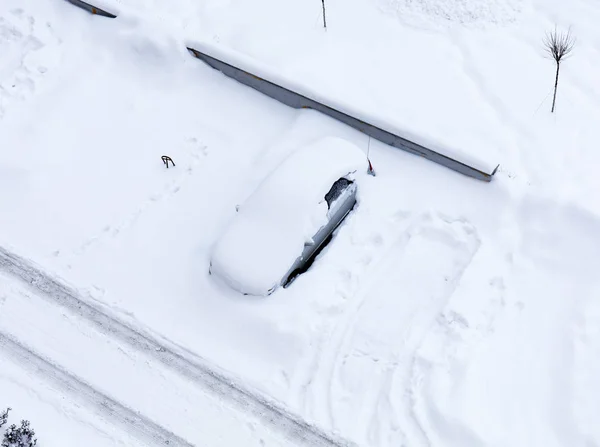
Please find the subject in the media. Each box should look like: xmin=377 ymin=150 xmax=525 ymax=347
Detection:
xmin=543 ymin=26 xmax=576 ymax=63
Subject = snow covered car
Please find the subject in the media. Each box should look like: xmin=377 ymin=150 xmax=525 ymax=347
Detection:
xmin=209 ymin=137 xmax=367 ymax=296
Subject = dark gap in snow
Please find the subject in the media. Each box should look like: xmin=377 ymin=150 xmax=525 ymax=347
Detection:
xmin=283 ymin=233 xmax=334 ymax=289
xmin=284 ymin=178 xmax=357 ymax=288
xmin=325 ymin=178 xmax=353 ymax=209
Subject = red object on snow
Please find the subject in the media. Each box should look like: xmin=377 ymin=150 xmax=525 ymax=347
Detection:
xmin=367 ymin=158 xmax=376 ymax=177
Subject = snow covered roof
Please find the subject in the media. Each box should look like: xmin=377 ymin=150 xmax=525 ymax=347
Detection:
xmin=210 ymin=137 xmax=366 ymax=296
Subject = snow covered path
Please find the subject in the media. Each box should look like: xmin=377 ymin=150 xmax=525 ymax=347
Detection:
xmin=0 ymin=332 xmax=192 ymax=447
xmin=1 ymin=355 xmax=149 ymax=447
xmin=0 ymin=246 xmax=349 ymax=447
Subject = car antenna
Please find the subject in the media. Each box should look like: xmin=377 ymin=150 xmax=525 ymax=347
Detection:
xmin=366 ymin=136 xmax=376 ymax=177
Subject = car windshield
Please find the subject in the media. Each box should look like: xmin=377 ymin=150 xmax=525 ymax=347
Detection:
xmin=324 ymin=178 xmax=353 ymax=209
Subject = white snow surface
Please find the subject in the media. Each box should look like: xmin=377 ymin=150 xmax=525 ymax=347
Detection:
xmin=210 ymin=137 xmax=365 ymax=296
xmin=186 ymin=39 xmax=498 ymax=174
xmin=0 ymin=353 xmax=144 ymax=447
xmin=1 ymin=0 xmax=600 ymax=446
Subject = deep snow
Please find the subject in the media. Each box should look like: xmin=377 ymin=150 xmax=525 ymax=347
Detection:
xmin=1 ymin=0 xmax=600 ymax=446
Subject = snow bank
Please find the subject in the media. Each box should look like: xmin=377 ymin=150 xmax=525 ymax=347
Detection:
xmin=187 ymin=39 xmax=498 ymax=174
xmin=67 ymin=0 xmax=121 ymax=17
xmin=210 ymin=137 xmax=366 ymax=296
xmin=379 ymin=0 xmax=523 ymax=28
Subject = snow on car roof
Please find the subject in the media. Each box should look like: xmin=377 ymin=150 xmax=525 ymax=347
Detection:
xmin=210 ymin=137 xmax=366 ymax=296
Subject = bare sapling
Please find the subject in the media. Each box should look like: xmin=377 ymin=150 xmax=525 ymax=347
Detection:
xmin=543 ymin=27 xmax=575 ymax=113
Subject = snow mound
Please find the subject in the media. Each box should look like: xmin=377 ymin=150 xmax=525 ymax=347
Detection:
xmin=210 ymin=137 xmax=366 ymax=296
xmin=379 ymin=0 xmax=524 ymax=28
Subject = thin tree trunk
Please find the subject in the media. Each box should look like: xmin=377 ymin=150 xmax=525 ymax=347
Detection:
xmin=322 ymin=0 xmax=327 ymax=29
xmin=551 ymin=62 xmax=560 ymax=113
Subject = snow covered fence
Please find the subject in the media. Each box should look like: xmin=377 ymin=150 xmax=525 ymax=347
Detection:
xmin=66 ymin=0 xmax=117 ymax=18
xmin=187 ymin=44 xmax=499 ymax=182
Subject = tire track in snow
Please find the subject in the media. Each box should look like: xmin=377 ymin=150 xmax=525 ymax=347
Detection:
xmin=0 ymin=331 xmax=192 ymax=447
xmin=0 ymin=246 xmax=352 ymax=447
xmin=294 ymin=210 xmax=413 ymax=428
xmin=305 ymin=212 xmax=480 ymax=446
xmin=383 ymin=216 xmax=480 ymax=447
xmin=0 ymin=276 xmax=291 ymax=446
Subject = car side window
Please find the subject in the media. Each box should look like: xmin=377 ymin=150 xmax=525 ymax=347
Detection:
xmin=324 ymin=178 xmax=353 ymax=209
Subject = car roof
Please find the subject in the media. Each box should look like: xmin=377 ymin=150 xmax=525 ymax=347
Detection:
xmin=243 ymin=138 xmax=364 ymax=217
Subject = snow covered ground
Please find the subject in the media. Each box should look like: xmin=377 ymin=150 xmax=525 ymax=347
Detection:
xmin=1 ymin=351 xmax=145 ymax=447
xmin=1 ymin=0 xmax=600 ymax=445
